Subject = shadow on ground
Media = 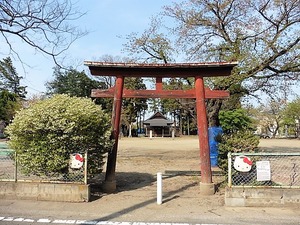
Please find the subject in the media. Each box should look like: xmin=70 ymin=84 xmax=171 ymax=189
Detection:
xmin=90 ymin=170 xmax=226 ymax=202
xmin=89 ymin=179 xmax=199 ymax=222
xmin=90 ymin=172 xmax=155 ymax=201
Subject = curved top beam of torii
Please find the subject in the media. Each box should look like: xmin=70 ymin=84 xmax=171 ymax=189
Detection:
xmin=84 ymin=61 xmax=238 ymax=195
xmin=84 ymin=61 xmax=238 ymax=78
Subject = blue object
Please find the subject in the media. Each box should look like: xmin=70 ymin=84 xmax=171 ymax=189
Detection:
xmin=208 ymin=127 xmax=223 ymax=166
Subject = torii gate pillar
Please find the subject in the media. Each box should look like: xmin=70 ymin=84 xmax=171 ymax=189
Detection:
xmin=195 ymin=76 xmax=214 ymax=194
xmin=102 ymin=76 xmax=124 ymax=192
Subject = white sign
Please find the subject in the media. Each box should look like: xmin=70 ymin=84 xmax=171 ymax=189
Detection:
xmin=70 ymin=153 xmax=84 ymax=169
xmin=256 ymin=161 xmax=271 ymax=181
xmin=233 ymin=156 xmax=253 ymax=172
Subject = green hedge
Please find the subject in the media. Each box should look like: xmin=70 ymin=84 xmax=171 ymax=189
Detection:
xmin=6 ymin=94 xmax=112 ymax=177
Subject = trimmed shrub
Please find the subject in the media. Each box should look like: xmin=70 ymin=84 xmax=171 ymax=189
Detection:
xmin=5 ymin=94 xmax=112 ymax=177
xmin=218 ymin=109 xmax=259 ymax=172
xmin=219 ymin=108 xmax=256 ymax=134
xmin=218 ymin=130 xmax=259 ymax=172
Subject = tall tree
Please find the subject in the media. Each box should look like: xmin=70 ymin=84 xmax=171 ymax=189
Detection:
xmin=124 ymin=17 xmax=174 ymax=63
xmin=46 ymin=67 xmax=112 ymax=111
xmin=46 ymin=67 xmax=104 ymax=97
xmin=0 ymin=90 xmax=20 ymax=124
xmin=282 ymin=98 xmax=300 ymax=138
xmin=93 ymin=55 xmax=149 ymax=136
xmin=0 ymin=0 xmax=86 ymax=65
xmin=253 ymin=97 xmax=286 ymax=138
xmin=168 ymin=0 xmax=299 ymax=125
xmin=121 ymin=77 xmax=148 ymax=136
xmin=125 ymin=0 xmax=300 ymax=126
xmin=0 ymin=57 xmax=27 ymax=98
xmin=160 ymin=78 xmax=196 ymax=134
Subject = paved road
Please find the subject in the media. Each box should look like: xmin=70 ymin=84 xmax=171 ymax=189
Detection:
xmin=0 ymin=196 xmax=299 ymax=225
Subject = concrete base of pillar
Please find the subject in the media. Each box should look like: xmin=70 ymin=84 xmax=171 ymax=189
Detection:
xmin=101 ymin=180 xmax=117 ymax=193
xmin=200 ymin=182 xmax=215 ymax=195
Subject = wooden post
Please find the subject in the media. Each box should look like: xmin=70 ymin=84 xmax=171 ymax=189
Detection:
xmin=156 ymin=77 xmax=163 ymax=91
xmin=195 ymin=76 xmax=215 ymax=195
xmin=102 ymin=76 xmax=124 ymax=193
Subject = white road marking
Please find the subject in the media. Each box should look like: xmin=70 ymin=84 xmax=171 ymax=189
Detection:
xmin=78 ymin=221 xmax=98 ymax=224
xmin=3 ymin=217 xmax=14 ymax=221
xmin=13 ymin=218 xmax=25 ymax=222
xmin=37 ymin=218 xmax=52 ymax=223
xmin=75 ymin=221 xmax=87 ymax=224
xmin=0 ymin=216 xmax=229 ymax=225
xmin=53 ymin=220 xmax=76 ymax=224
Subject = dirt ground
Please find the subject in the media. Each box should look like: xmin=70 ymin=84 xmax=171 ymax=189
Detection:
xmin=96 ymin=136 xmax=300 ymax=205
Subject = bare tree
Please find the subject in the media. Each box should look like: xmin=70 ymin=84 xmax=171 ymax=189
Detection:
xmin=123 ymin=17 xmax=174 ymax=64
xmin=125 ymin=0 xmax=300 ymax=126
xmin=257 ymin=97 xmax=286 ymax=138
xmin=0 ymin=0 xmax=87 ymax=66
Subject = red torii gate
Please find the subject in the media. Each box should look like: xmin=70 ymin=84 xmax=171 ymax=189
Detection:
xmin=85 ymin=61 xmax=237 ymax=195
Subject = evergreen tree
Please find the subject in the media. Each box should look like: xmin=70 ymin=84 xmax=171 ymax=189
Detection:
xmin=46 ymin=67 xmax=112 ymax=111
xmin=122 ymin=77 xmax=148 ymax=136
xmin=0 ymin=57 xmax=27 ymax=98
xmin=0 ymin=90 xmax=20 ymax=124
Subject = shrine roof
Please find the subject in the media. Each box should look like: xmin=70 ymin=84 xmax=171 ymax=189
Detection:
xmin=143 ymin=112 xmax=174 ymax=127
xmin=84 ymin=61 xmax=238 ymax=78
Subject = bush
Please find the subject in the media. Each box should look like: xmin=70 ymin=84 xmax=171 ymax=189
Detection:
xmin=218 ymin=130 xmax=259 ymax=172
xmin=5 ymin=94 xmax=112 ymax=177
xmin=218 ymin=109 xmax=259 ymax=172
xmin=219 ymin=108 xmax=256 ymax=134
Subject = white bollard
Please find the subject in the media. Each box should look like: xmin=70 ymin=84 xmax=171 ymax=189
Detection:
xmin=157 ymin=172 xmax=162 ymax=205
xmin=150 ymin=130 xmax=153 ymax=140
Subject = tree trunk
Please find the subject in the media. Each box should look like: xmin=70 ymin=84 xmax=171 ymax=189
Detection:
xmin=180 ymin=109 xmax=183 ymax=135
xmin=187 ymin=115 xmax=190 ymax=136
xmin=128 ymin=123 xmax=132 ymax=137
xmin=206 ymin=99 xmax=223 ymax=127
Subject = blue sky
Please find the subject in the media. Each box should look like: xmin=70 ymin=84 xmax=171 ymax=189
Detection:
xmin=1 ymin=0 xmax=298 ymax=102
xmin=1 ymin=0 xmax=173 ymax=97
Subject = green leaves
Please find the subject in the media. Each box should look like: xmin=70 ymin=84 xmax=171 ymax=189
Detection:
xmin=219 ymin=109 xmax=256 ymax=134
xmin=218 ymin=131 xmax=259 ymax=173
xmin=282 ymin=98 xmax=300 ymax=138
xmin=6 ymin=94 xmax=112 ymax=177
xmin=0 ymin=90 xmax=21 ymax=123
xmin=0 ymin=57 xmax=25 ymax=125
xmin=218 ymin=109 xmax=259 ymax=172
xmin=0 ymin=57 xmax=27 ymax=98
xmin=46 ymin=68 xmax=101 ymax=98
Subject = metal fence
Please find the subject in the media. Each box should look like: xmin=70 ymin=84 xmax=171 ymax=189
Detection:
xmin=228 ymin=152 xmax=300 ymax=188
xmin=0 ymin=150 xmax=88 ymax=184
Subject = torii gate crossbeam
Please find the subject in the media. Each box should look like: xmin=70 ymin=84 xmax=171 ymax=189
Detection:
xmin=85 ymin=61 xmax=237 ymax=195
